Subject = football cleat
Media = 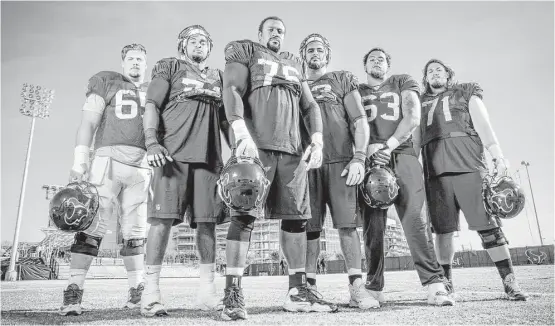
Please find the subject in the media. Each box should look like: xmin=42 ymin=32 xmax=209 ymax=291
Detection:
xmin=306 ymin=286 xmax=339 ymax=312
xmin=427 ymin=282 xmax=455 ymax=306
xmin=283 ymin=286 xmax=312 ymax=312
xmin=141 ymin=290 xmax=168 ymax=317
xmin=503 ymin=273 xmax=529 ymax=301
xmin=195 ymin=282 xmax=223 ymax=311
xmin=59 ymin=284 xmax=84 ymax=316
xmin=221 ymin=286 xmax=247 ymax=320
xmin=349 ymin=278 xmax=380 ymax=309
xmin=124 ymin=282 xmax=144 ymax=309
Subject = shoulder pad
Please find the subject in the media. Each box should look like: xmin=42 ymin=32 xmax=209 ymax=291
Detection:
xmin=224 ymin=40 xmax=255 ymax=64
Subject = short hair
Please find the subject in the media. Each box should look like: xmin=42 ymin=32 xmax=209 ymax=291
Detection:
xmin=362 ymin=47 xmax=391 ymax=69
xmin=421 ymin=58 xmax=455 ymax=93
xmin=258 ymin=16 xmax=286 ymax=34
xmin=121 ymin=43 xmax=147 ymax=60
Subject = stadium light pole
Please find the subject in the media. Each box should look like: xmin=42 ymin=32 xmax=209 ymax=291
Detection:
xmin=5 ymin=84 xmax=55 ymax=282
xmin=521 ymin=161 xmax=543 ymax=246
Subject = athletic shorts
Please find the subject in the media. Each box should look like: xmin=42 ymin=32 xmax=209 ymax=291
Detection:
xmin=425 ymin=171 xmax=499 ymax=234
xmin=230 ymin=150 xmax=311 ymax=220
xmin=148 ymin=162 xmax=227 ymax=227
xmin=306 ymin=161 xmax=361 ymax=232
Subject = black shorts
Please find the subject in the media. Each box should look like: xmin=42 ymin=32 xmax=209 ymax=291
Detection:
xmin=306 ymin=161 xmax=361 ymax=232
xmin=148 ymin=162 xmax=227 ymax=227
xmin=230 ymin=150 xmax=311 ymax=220
xmin=425 ymin=171 xmax=499 ymax=234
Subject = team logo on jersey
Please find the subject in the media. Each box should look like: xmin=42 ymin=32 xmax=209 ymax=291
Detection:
xmin=176 ymin=77 xmax=222 ymax=102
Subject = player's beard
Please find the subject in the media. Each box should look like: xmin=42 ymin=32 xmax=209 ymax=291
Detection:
xmin=308 ymin=59 xmax=324 ymax=70
xmin=267 ymin=39 xmax=281 ymax=53
xmin=370 ymin=69 xmax=386 ymax=79
xmin=189 ymin=53 xmax=206 ymax=63
xmin=430 ymin=79 xmax=446 ymax=89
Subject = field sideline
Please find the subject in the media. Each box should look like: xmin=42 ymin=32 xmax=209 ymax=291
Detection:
xmin=1 ymin=265 xmax=553 ymax=325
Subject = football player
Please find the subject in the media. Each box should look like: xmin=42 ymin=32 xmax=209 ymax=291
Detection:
xmin=299 ymin=33 xmax=377 ymax=309
xmin=140 ymin=25 xmax=228 ymax=317
xmin=61 ymin=44 xmax=151 ymax=316
xmin=416 ymin=58 xmax=528 ymax=300
xmin=359 ymin=48 xmax=454 ymax=307
xmin=220 ymin=17 xmax=329 ymax=320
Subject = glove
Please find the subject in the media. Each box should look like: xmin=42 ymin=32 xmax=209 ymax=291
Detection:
xmin=341 ymin=151 xmax=366 ymax=186
xmin=232 ymin=120 xmax=258 ymax=159
xmin=493 ymin=157 xmax=509 ymax=176
xmin=69 ymin=145 xmax=90 ymax=183
xmin=145 ymin=128 xmax=173 ymax=167
xmin=302 ymin=132 xmax=323 ymax=171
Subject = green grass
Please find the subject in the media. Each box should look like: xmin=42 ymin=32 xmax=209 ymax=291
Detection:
xmin=1 ymin=265 xmax=553 ymax=325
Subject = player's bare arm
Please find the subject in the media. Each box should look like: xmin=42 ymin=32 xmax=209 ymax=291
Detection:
xmin=144 ymin=78 xmax=173 ymax=167
xmin=373 ymin=89 xmax=420 ymax=165
xmin=222 ymin=62 xmax=258 ymax=159
xmin=468 ymin=95 xmax=508 ymax=173
xmin=411 ymin=125 xmax=422 ymax=159
xmin=341 ymin=89 xmax=370 ymax=185
xmin=299 ymin=81 xmax=324 ymax=170
xmin=70 ymin=94 xmax=105 ymax=182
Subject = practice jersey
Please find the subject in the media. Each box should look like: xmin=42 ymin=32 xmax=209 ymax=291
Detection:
xmin=307 ymin=71 xmax=361 ymax=163
xmin=150 ymin=57 xmax=224 ymax=169
xmin=358 ymin=74 xmax=420 ymax=156
xmin=87 ymin=71 xmax=148 ymax=152
xmin=420 ymin=83 xmax=487 ymax=176
xmin=224 ymin=40 xmax=305 ymax=155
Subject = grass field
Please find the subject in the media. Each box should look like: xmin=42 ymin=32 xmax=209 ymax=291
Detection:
xmin=1 ymin=265 xmax=553 ymax=325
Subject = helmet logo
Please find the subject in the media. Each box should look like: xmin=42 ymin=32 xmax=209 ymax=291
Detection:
xmin=491 ymin=188 xmax=515 ymax=213
xmin=62 ymin=197 xmax=91 ymax=225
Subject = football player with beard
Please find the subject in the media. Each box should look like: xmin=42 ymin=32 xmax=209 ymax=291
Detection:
xmin=220 ymin=17 xmax=327 ymax=320
xmin=140 ymin=25 xmax=229 ymax=317
xmin=299 ymin=34 xmax=377 ymax=309
xmin=60 ymin=44 xmax=151 ymax=316
xmin=416 ymin=59 xmax=528 ymax=300
xmin=358 ymin=48 xmax=454 ymax=307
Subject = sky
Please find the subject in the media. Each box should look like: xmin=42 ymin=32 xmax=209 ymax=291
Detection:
xmin=1 ymin=1 xmax=553 ymax=251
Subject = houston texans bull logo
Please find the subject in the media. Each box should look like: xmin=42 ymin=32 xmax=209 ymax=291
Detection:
xmin=491 ymin=188 xmax=516 ymax=213
xmin=62 ymin=196 xmax=93 ymax=226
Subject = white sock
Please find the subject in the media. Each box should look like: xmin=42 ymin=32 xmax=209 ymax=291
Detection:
xmin=226 ymin=267 xmax=244 ymax=276
xmin=288 ymin=268 xmax=306 ymax=275
xmin=306 ymin=272 xmax=317 ymax=279
xmin=127 ymin=270 xmax=144 ymax=288
xmin=68 ymin=269 xmax=87 ymax=289
xmin=199 ymin=263 xmax=216 ymax=284
xmin=144 ymin=265 xmax=162 ymax=295
xmin=347 ymin=268 xmax=362 ymax=276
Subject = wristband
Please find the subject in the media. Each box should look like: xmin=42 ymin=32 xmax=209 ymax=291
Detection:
xmin=73 ymin=145 xmax=90 ymax=171
xmin=385 ymin=137 xmax=400 ymax=150
xmin=311 ymin=132 xmax=323 ymax=147
xmin=231 ymin=120 xmax=251 ymax=143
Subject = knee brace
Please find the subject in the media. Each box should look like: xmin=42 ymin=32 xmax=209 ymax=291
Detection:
xmin=307 ymin=231 xmax=321 ymax=241
xmin=281 ymin=220 xmax=307 ymax=233
xmin=478 ymin=228 xmax=509 ymax=249
xmin=70 ymin=232 xmax=103 ymax=257
xmin=227 ymin=215 xmax=256 ymax=241
xmin=120 ymin=238 xmax=147 ymax=256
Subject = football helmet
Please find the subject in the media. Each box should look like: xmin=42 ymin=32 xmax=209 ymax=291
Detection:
xmin=49 ymin=182 xmax=99 ymax=232
xmin=482 ymin=172 xmax=525 ymax=219
xmin=177 ymin=25 xmax=213 ymax=55
xmin=217 ymin=156 xmax=270 ymax=213
xmin=299 ymin=33 xmax=331 ymax=65
xmin=360 ymin=165 xmax=399 ymax=209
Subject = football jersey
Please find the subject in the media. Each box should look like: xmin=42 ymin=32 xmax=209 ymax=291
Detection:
xmin=358 ymin=74 xmax=420 ymax=156
xmin=88 ymin=71 xmax=148 ymax=151
xmin=224 ymin=40 xmax=305 ymax=155
xmin=420 ymin=83 xmax=487 ymax=176
xmin=150 ymin=57 xmax=224 ymax=168
xmin=307 ymin=71 xmax=361 ymax=163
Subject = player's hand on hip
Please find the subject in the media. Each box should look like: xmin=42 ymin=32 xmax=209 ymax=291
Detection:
xmin=341 ymin=151 xmax=366 ymax=186
xmin=69 ymin=163 xmax=89 ymax=183
xmin=236 ymin=138 xmax=259 ymax=159
xmin=303 ymin=132 xmax=323 ymax=171
xmin=147 ymin=143 xmax=173 ymax=168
